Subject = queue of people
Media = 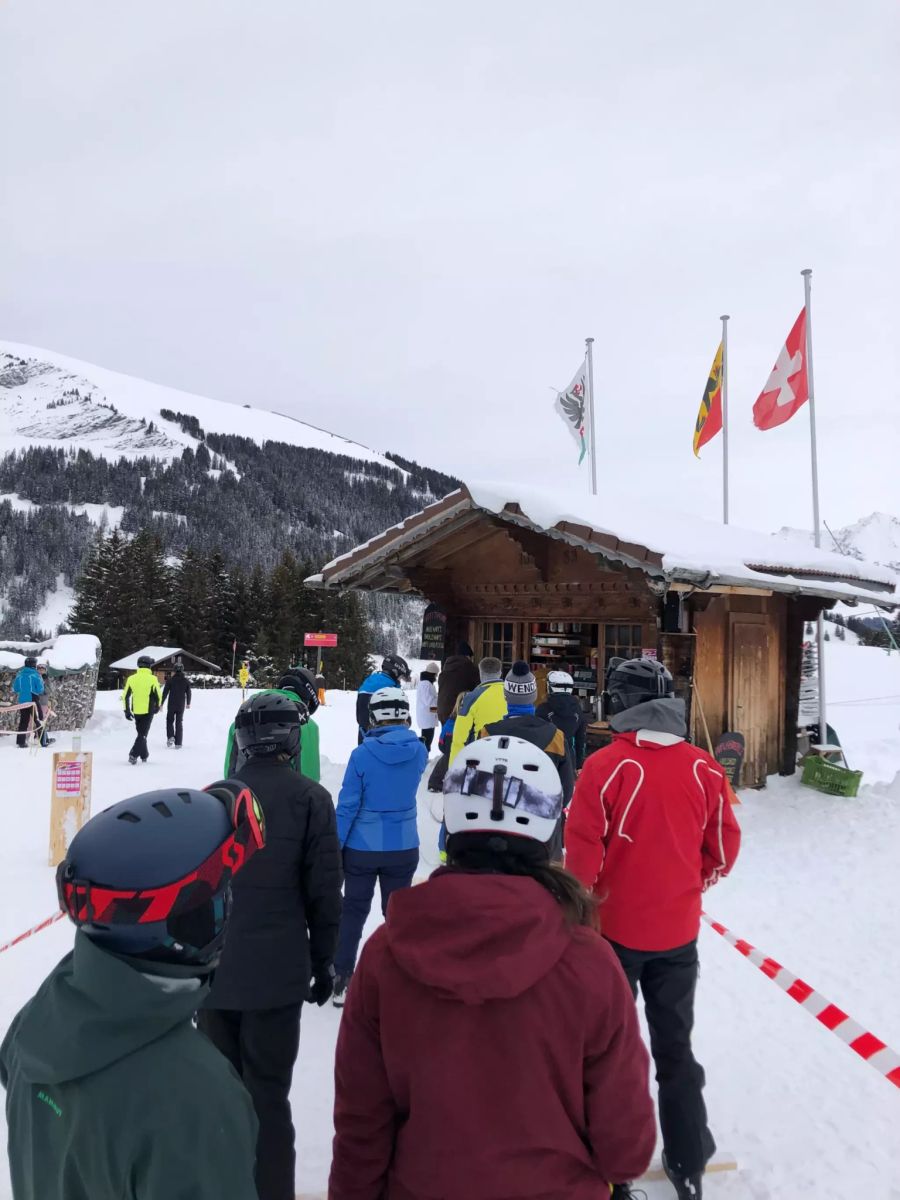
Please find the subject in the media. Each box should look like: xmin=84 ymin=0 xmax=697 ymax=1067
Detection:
xmin=1 ymin=647 xmax=740 ymax=1200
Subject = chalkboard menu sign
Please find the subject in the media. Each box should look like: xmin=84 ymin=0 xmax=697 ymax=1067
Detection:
xmin=419 ymin=604 xmax=447 ymax=660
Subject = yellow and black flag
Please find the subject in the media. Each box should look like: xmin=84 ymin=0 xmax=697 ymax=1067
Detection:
xmin=693 ymin=342 xmax=724 ymax=457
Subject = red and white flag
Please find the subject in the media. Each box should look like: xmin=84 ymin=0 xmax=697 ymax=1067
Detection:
xmin=752 ymin=308 xmax=809 ymax=431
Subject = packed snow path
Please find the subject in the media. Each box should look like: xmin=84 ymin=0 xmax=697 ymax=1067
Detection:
xmin=1 ymin=683 xmax=898 ymax=1198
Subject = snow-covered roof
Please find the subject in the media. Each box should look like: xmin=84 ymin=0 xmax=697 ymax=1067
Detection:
xmin=109 ymin=646 xmax=221 ymax=672
xmin=0 ymin=634 xmax=100 ymax=674
xmin=309 ymin=482 xmax=899 ymax=608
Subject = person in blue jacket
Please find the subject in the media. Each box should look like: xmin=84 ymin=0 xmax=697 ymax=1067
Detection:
xmin=12 ymin=656 xmax=44 ymax=749
xmin=355 ymin=655 xmax=411 ymax=744
xmin=333 ymin=686 xmax=427 ymax=1006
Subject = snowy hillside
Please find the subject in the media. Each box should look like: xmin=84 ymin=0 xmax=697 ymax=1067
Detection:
xmin=0 ymin=341 xmax=396 ymax=469
xmin=776 ymin=511 xmax=900 ymax=575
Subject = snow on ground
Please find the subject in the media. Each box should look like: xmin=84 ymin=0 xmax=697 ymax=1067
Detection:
xmin=825 ymin=638 xmax=900 ymax=784
xmin=34 ymin=575 xmax=74 ymax=636
xmin=0 ymin=684 xmax=898 ymax=1198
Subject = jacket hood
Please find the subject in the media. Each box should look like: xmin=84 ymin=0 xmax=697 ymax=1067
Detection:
xmin=362 ymin=725 xmax=422 ymax=765
xmin=610 ymin=696 xmax=687 ymax=737
xmin=12 ymin=932 xmax=207 ymax=1085
xmin=385 ymin=871 xmax=571 ymax=1003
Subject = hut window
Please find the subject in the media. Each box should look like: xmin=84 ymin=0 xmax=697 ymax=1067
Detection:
xmin=479 ymin=621 xmax=516 ymax=671
xmin=603 ymin=624 xmax=644 ymax=668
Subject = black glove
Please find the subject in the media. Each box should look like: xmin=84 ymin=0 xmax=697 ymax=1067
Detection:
xmin=124 ymin=710 xmax=133 ymax=722
xmin=307 ymin=964 xmax=336 ymax=1006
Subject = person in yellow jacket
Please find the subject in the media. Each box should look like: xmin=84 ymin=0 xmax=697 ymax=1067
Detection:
xmin=238 ymin=662 xmax=250 ymax=697
xmin=122 ymin=655 xmax=163 ymax=765
xmin=448 ymin=657 xmax=507 ymax=763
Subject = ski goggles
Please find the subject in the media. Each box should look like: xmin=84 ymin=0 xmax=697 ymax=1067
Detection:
xmin=445 ymin=763 xmax=561 ymax=821
xmin=57 ymin=783 xmax=265 ymax=929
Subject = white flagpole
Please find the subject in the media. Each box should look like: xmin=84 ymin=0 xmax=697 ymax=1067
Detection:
xmin=721 ymin=313 xmax=730 ymax=524
xmin=802 ymin=267 xmax=827 ymax=743
xmin=585 ymin=336 xmax=597 ymax=497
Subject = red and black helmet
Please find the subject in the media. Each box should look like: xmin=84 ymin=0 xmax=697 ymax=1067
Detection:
xmin=56 ymin=781 xmax=264 ymax=969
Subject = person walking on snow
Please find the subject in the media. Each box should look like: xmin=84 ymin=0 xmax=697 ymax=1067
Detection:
xmin=12 ymin=655 xmax=43 ymax=749
xmin=162 ymin=661 xmax=192 ymax=748
xmin=565 ymin=656 xmax=742 ymax=1200
xmin=332 ymin=686 xmax=427 ymax=1007
xmin=0 ymin=781 xmax=264 ymax=1200
xmin=415 ymin=662 xmax=440 ymax=751
xmin=200 ymin=692 xmax=342 ymax=1200
xmin=329 ymin=735 xmax=656 ymax=1200
xmin=481 ymin=661 xmax=575 ymax=862
xmin=355 ymin=655 xmax=411 ymax=744
xmin=537 ymin=669 xmax=589 ymax=770
xmin=448 ymin=656 xmax=507 ymax=763
xmin=121 ymin=656 xmax=163 ymax=764
xmin=238 ymin=661 xmax=250 ymax=696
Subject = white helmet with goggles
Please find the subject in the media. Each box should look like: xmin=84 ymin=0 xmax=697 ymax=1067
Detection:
xmin=443 ymin=735 xmax=562 ymax=845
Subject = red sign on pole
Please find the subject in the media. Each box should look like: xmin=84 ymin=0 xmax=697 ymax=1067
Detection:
xmin=304 ymin=632 xmax=338 ymax=648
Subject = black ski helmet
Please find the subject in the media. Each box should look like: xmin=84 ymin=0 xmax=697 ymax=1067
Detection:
xmin=277 ymin=667 xmax=319 ymax=717
xmin=382 ymin=654 xmax=411 ymax=683
xmin=23 ymin=656 xmax=37 ymax=668
xmin=604 ymin=656 xmax=674 ymax=715
xmin=234 ymin=691 xmax=303 ymax=759
xmin=137 ymin=655 xmax=154 ymax=668
xmin=56 ymin=782 xmax=264 ymax=968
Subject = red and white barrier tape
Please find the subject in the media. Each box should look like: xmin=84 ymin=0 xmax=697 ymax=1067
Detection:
xmin=702 ymin=912 xmax=900 ymax=1089
xmin=0 ymin=911 xmax=65 ymax=957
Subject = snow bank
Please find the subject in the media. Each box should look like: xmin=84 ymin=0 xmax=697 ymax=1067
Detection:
xmin=45 ymin=634 xmax=100 ymax=672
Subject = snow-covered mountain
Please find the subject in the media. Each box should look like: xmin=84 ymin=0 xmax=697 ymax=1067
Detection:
xmin=0 ymin=341 xmax=396 ymax=469
xmin=775 ymin=512 xmax=900 ymax=576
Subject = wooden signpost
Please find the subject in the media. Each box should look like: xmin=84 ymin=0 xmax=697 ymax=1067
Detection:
xmin=49 ymin=751 xmax=92 ymax=867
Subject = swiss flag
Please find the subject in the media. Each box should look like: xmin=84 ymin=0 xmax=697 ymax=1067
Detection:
xmin=752 ymin=308 xmax=809 ymax=430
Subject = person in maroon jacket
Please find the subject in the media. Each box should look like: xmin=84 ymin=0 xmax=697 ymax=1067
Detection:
xmin=566 ymin=656 xmax=742 ymax=1200
xmin=329 ymin=734 xmax=656 ymax=1200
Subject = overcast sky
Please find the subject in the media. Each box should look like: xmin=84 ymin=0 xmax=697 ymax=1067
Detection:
xmin=2 ymin=0 xmax=898 ymax=532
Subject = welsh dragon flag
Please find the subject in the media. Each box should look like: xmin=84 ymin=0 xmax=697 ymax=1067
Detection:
xmin=554 ymin=360 xmax=589 ymax=464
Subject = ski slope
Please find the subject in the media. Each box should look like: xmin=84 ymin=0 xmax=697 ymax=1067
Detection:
xmin=0 ymin=341 xmax=397 ymax=469
xmin=0 ymin=669 xmax=898 ymax=1198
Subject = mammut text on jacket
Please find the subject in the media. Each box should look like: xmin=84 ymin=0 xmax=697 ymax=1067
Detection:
xmin=121 ymin=667 xmax=162 ymax=717
xmin=337 ymin=727 xmax=427 ymax=852
xmin=0 ymin=932 xmax=258 ymax=1200
xmin=566 ymin=697 xmax=741 ymax=951
xmin=448 ymin=681 xmax=507 ymax=763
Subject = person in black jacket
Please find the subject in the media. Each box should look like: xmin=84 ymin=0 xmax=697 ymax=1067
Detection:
xmin=436 ymin=642 xmax=480 ymax=726
xmin=482 ymin=662 xmax=576 ymax=862
xmin=161 ymin=662 xmax=192 ymax=749
xmin=536 ymin=670 xmax=590 ymax=770
xmin=198 ymin=691 xmax=342 ymax=1200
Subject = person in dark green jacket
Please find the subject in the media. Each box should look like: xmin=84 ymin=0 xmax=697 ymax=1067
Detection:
xmin=0 ymin=780 xmax=265 ymax=1200
xmin=224 ymin=667 xmax=322 ymax=782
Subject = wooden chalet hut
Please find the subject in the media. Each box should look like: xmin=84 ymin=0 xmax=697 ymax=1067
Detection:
xmin=108 ymin=646 xmax=221 ymax=687
xmin=309 ymin=483 xmax=897 ymax=787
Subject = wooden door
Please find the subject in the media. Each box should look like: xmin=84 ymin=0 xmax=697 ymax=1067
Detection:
xmin=730 ymin=617 xmax=769 ymax=787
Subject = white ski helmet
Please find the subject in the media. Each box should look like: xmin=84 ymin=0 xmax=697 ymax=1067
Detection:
xmin=443 ymin=735 xmax=563 ymax=845
xmin=368 ymin=686 xmax=410 ymax=725
xmin=547 ymin=670 xmax=575 ymax=694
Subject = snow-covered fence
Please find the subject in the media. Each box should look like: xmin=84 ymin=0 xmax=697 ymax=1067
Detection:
xmin=0 ymin=635 xmax=101 ymax=733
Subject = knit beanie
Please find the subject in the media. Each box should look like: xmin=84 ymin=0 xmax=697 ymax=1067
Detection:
xmin=504 ymin=661 xmax=537 ymax=706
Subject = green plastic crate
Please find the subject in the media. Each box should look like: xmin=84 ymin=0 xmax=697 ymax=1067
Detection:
xmin=801 ymin=755 xmax=863 ymax=798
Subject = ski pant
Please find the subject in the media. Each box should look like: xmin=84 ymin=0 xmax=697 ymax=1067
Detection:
xmin=428 ymin=747 xmax=450 ymax=791
xmin=608 ymin=938 xmax=715 ymax=1178
xmin=16 ymin=705 xmax=33 ymax=748
xmin=166 ymin=705 xmax=185 ymax=746
xmin=335 ymin=847 xmax=419 ymax=977
xmin=198 ymin=1004 xmax=301 ymax=1200
xmin=420 ymin=726 xmax=436 ymax=752
xmin=129 ymin=713 xmax=154 ymax=761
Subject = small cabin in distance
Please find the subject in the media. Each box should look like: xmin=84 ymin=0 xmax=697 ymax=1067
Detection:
xmin=308 ymin=483 xmax=897 ymax=788
xmin=108 ymin=646 xmax=221 ymax=688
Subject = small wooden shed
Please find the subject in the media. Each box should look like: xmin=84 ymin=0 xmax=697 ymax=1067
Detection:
xmin=309 ymin=483 xmax=897 ymax=787
xmin=109 ymin=646 xmax=221 ymax=687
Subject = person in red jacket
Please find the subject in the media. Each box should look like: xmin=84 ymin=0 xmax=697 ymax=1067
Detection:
xmin=330 ymin=734 xmax=656 ymax=1200
xmin=566 ymin=656 xmax=741 ymax=1200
